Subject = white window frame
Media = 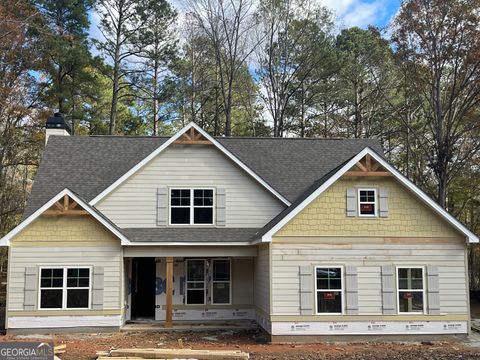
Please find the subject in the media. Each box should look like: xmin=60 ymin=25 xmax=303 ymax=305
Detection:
xmin=169 ymin=188 xmax=215 ymax=226
xmin=314 ymin=265 xmax=344 ymax=315
xmin=38 ymin=266 xmax=92 ymax=310
xmin=396 ymin=266 xmax=426 ymax=315
xmin=185 ymin=259 xmax=206 ymax=305
xmin=211 ymin=258 xmax=232 ymax=305
xmin=358 ymin=188 xmax=378 ymax=217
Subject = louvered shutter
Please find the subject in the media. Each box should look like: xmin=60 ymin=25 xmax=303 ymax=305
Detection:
xmin=379 ymin=188 xmax=389 ymax=217
xmin=346 ymin=188 xmax=357 ymax=217
xmin=427 ymin=265 xmax=440 ymax=314
xmin=216 ymin=188 xmax=226 ymax=227
xmin=157 ymin=187 xmax=168 ymax=226
xmin=345 ymin=266 xmax=358 ymax=315
xmin=24 ymin=267 xmax=38 ymax=310
xmin=299 ymin=266 xmax=314 ymax=315
xmin=92 ymin=267 xmax=104 ymax=310
xmin=381 ymin=265 xmax=396 ymax=314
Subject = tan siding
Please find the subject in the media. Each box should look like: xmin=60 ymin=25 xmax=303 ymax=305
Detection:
xmin=276 ymin=178 xmax=461 ymax=238
xmin=8 ymin=246 xmax=122 ymax=311
xmin=232 ymin=258 xmax=254 ymax=305
xmin=270 ymin=241 xmax=467 ymax=315
xmin=254 ymin=245 xmax=270 ymax=313
xmin=96 ymin=145 xmax=285 ymax=228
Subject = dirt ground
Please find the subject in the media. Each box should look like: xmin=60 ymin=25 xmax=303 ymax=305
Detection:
xmin=1 ymin=329 xmax=480 ymax=360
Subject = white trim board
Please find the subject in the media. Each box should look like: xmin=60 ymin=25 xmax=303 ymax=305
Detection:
xmin=89 ymin=122 xmax=290 ymax=206
xmin=0 ymin=188 xmax=130 ymax=246
xmin=261 ymin=147 xmax=479 ymax=243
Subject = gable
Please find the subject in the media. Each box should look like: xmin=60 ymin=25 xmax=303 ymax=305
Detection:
xmin=275 ymin=177 xmax=463 ymax=239
xmin=10 ymin=215 xmax=119 ymax=247
xmin=96 ymin=144 xmax=286 ymax=228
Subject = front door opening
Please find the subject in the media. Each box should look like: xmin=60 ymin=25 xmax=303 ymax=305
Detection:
xmin=131 ymin=257 xmax=156 ymax=320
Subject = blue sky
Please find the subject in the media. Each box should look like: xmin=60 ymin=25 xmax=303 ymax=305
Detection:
xmin=89 ymin=0 xmax=401 ymax=41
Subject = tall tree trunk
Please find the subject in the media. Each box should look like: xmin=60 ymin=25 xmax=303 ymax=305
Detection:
xmin=153 ymin=59 xmax=159 ymax=136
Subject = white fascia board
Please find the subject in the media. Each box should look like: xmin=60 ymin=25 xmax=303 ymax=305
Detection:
xmin=123 ymin=241 xmax=253 ymax=246
xmin=0 ymin=188 xmax=130 ymax=246
xmin=89 ymin=122 xmax=291 ymax=207
xmin=261 ymin=147 xmax=479 ymax=244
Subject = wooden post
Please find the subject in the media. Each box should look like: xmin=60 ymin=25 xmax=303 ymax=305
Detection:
xmin=165 ymin=257 xmax=173 ymax=328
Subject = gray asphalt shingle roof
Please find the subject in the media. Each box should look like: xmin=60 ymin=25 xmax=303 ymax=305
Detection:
xmin=24 ymin=135 xmax=382 ymax=220
xmin=121 ymin=228 xmax=260 ymax=243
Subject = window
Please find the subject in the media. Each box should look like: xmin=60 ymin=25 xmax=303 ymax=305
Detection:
xmin=315 ymin=267 xmax=343 ymax=314
xmin=186 ymin=259 xmax=206 ymax=305
xmin=212 ymin=259 xmax=231 ymax=304
xmin=397 ymin=267 xmax=425 ymax=314
xmin=170 ymin=189 xmax=214 ymax=225
xmin=39 ymin=267 xmax=90 ymax=309
xmin=358 ymin=189 xmax=377 ymax=216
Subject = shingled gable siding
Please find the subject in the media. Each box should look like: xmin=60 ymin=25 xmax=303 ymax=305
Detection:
xmin=7 ymin=216 xmax=123 ymax=314
xmin=96 ymin=145 xmax=285 ymax=228
xmin=269 ymin=177 xmax=467 ymax=317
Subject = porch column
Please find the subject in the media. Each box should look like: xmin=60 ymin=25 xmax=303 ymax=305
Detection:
xmin=165 ymin=257 xmax=173 ymax=328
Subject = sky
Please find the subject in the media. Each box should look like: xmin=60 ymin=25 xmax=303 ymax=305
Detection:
xmin=89 ymin=0 xmax=402 ymax=42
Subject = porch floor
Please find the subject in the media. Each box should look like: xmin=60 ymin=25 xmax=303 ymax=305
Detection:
xmin=121 ymin=319 xmax=258 ymax=332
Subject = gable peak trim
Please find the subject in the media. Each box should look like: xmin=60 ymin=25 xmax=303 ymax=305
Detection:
xmin=89 ymin=122 xmax=291 ymax=206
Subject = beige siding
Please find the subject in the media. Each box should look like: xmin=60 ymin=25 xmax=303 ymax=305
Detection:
xmin=96 ymin=145 xmax=285 ymax=228
xmin=8 ymin=216 xmax=123 ymax=313
xmin=276 ymin=178 xmax=461 ymax=238
xmin=270 ymin=241 xmax=467 ymax=315
xmin=254 ymin=244 xmax=270 ymax=314
xmin=232 ymin=258 xmax=254 ymax=305
xmin=8 ymin=246 xmax=122 ymax=311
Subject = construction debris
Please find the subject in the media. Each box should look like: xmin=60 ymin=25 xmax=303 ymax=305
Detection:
xmin=97 ymin=348 xmax=249 ymax=360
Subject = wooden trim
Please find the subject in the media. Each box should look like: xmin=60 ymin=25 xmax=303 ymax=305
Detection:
xmin=7 ymin=309 xmax=122 ymax=316
xmin=173 ymin=140 xmax=212 ymax=145
xmin=269 ymin=314 xmax=469 ymax=322
xmin=344 ymin=171 xmax=392 ymax=177
xmin=43 ymin=210 xmax=89 ymax=216
xmin=165 ymin=257 xmax=174 ymax=328
xmin=355 ymin=161 xmax=368 ymax=172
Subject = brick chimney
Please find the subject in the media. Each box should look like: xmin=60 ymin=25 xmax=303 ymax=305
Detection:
xmin=45 ymin=113 xmax=71 ymax=144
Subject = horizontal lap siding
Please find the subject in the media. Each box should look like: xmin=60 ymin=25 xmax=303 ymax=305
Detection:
xmin=254 ymin=246 xmax=270 ymax=314
xmin=97 ymin=146 xmax=285 ymax=228
xmin=232 ymin=258 xmax=254 ymax=305
xmin=8 ymin=246 xmax=122 ymax=311
xmin=270 ymin=242 xmax=467 ymax=315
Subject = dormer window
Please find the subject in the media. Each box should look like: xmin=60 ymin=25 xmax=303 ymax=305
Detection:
xmin=358 ymin=189 xmax=377 ymax=217
xmin=170 ymin=188 xmax=214 ymax=225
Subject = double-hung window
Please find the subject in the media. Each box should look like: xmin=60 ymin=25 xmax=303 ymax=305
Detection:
xmin=39 ymin=267 xmax=90 ymax=309
xmin=212 ymin=259 xmax=231 ymax=304
xmin=397 ymin=267 xmax=425 ymax=314
xmin=315 ymin=266 xmax=343 ymax=314
xmin=170 ymin=189 xmax=214 ymax=225
xmin=186 ymin=259 xmax=206 ymax=305
xmin=358 ymin=189 xmax=377 ymax=216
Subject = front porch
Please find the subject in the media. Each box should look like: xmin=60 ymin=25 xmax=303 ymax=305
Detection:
xmin=123 ymin=246 xmax=257 ymax=328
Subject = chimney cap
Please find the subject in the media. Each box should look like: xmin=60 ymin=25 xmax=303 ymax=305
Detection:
xmin=46 ymin=112 xmax=71 ymax=134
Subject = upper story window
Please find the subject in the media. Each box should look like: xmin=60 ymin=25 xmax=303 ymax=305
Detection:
xmin=170 ymin=188 xmax=214 ymax=225
xmin=358 ymin=189 xmax=377 ymax=217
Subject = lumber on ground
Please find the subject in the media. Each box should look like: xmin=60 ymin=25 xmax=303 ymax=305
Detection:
xmin=109 ymin=348 xmax=249 ymax=360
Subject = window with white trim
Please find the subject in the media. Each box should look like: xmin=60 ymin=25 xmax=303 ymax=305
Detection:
xmin=397 ymin=267 xmax=425 ymax=314
xmin=315 ymin=267 xmax=343 ymax=314
xmin=170 ymin=189 xmax=214 ymax=225
xmin=358 ymin=189 xmax=377 ymax=216
xmin=39 ymin=267 xmax=90 ymax=309
xmin=186 ymin=259 xmax=206 ymax=305
xmin=212 ymin=259 xmax=231 ymax=304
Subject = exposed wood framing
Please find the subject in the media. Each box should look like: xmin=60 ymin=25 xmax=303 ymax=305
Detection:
xmin=42 ymin=195 xmax=89 ymax=216
xmin=165 ymin=257 xmax=174 ymax=328
xmin=344 ymin=154 xmax=391 ymax=177
xmin=173 ymin=127 xmax=212 ymax=145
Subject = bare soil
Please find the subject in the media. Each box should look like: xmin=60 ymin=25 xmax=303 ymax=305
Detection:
xmin=1 ymin=330 xmax=479 ymax=360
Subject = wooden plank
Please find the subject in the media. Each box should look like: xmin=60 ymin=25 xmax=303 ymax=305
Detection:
xmin=173 ymin=140 xmax=212 ymax=145
xmin=43 ymin=210 xmax=89 ymax=216
xmin=344 ymin=171 xmax=391 ymax=177
xmin=110 ymin=348 xmax=249 ymax=360
xmin=355 ymin=161 xmax=368 ymax=172
xmin=165 ymin=257 xmax=173 ymax=328
xmin=365 ymin=154 xmax=372 ymax=171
